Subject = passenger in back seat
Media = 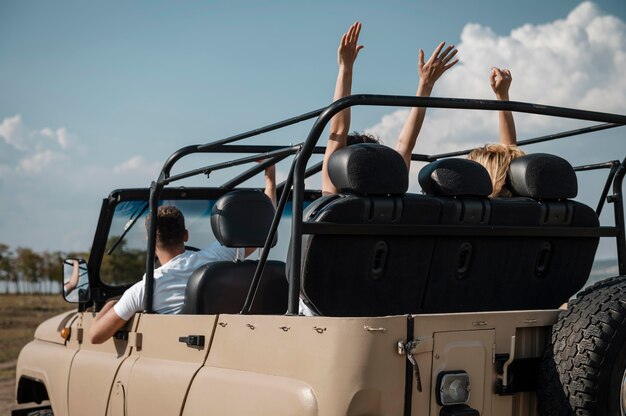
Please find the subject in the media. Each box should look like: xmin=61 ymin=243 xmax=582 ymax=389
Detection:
xmin=321 ymin=21 xmax=459 ymax=195
xmin=467 ymin=67 xmax=525 ymax=197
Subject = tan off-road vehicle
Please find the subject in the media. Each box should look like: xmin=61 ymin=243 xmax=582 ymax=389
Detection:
xmin=11 ymin=96 xmax=626 ymax=415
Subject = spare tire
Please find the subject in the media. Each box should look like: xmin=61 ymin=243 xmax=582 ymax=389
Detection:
xmin=537 ymin=275 xmax=626 ymax=415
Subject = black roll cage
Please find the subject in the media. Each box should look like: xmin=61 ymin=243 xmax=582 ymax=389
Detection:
xmin=143 ymin=95 xmax=626 ymax=315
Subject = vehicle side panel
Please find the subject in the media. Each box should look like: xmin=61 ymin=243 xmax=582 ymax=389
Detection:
xmin=194 ymin=314 xmax=408 ymax=416
xmin=183 ymin=368 xmax=319 ymax=415
xmin=68 ymin=312 xmax=139 ymax=415
xmin=123 ymin=314 xmax=217 ymax=416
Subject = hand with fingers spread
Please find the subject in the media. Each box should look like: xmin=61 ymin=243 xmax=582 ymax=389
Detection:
xmin=490 ymin=67 xmax=512 ymax=100
xmin=322 ymin=21 xmax=365 ymax=195
xmin=338 ymin=21 xmax=364 ymax=70
xmin=395 ymin=41 xmax=459 ymax=169
xmin=418 ymin=42 xmax=459 ymax=92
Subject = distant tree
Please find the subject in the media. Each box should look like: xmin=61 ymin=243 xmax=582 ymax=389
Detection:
xmin=0 ymin=243 xmax=16 ymax=293
xmin=0 ymin=243 xmax=10 ymax=280
xmin=100 ymin=237 xmax=145 ymax=285
xmin=41 ymin=251 xmax=65 ymax=293
xmin=15 ymin=247 xmax=44 ymax=294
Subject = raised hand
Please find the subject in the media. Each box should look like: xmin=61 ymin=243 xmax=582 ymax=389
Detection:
xmin=418 ymin=42 xmax=459 ymax=91
xmin=489 ymin=67 xmax=516 ymax=144
xmin=395 ymin=41 xmax=458 ymax=169
xmin=338 ymin=21 xmax=364 ymax=70
xmin=490 ymin=67 xmax=512 ymax=100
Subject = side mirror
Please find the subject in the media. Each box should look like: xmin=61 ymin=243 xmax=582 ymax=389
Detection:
xmin=63 ymin=258 xmax=90 ymax=303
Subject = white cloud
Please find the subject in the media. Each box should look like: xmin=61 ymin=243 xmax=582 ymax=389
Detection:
xmin=113 ymin=155 xmax=157 ymax=173
xmin=0 ymin=115 xmax=78 ymax=177
xmin=1 ymin=115 xmax=75 ymax=152
xmin=17 ymin=149 xmax=66 ymax=174
xmin=112 ymin=156 xmax=161 ymax=184
xmin=366 ymin=2 xmax=626 ymax=158
xmin=39 ymin=127 xmax=71 ymax=148
xmin=55 ymin=127 xmax=70 ymax=149
xmin=0 ymin=115 xmax=26 ymax=150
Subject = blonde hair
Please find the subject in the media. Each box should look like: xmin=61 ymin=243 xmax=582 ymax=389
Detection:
xmin=467 ymin=144 xmax=525 ymax=197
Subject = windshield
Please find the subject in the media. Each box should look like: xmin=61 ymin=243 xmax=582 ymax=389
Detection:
xmin=101 ymin=198 xmax=299 ymax=286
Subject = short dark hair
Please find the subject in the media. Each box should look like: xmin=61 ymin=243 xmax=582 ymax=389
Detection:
xmin=145 ymin=205 xmax=186 ymax=248
xmin=347 ymin=132 xmax=379 ymax=146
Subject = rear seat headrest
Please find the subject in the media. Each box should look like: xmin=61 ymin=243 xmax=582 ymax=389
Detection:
xmin=508 ymin=153 xmax=577 ymax=199
xmin=328 ymin=144 xmax=408 ymax=195
xmin=418 ymin=158 xmax=492 ymax=197
xmin=211 ymin=190 xmax=276 ymax=248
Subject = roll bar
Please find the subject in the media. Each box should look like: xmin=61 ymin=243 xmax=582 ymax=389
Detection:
xmin=143 ymin=95 xmax=626 ymax=314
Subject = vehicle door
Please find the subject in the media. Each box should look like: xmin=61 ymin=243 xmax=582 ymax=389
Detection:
xmin=67 ymin=311 xmax=140 ymax=415
xmin=108 ymin=313 xmax=217 ymax=416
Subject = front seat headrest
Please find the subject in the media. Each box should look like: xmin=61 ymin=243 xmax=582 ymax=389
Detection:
xmin=418 ymin=158 xmax=493 ymax=197
xmin=508 ymin=153 xmax=577 ymax=199
xmin=211 ymin=190 xmax=276 ymax=248
xmin=328 ymin=144 xmax=408 ymax=195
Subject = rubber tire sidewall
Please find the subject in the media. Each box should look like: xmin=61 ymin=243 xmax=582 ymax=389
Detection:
xmin=537 ymin=275 xmax=626 ymax=415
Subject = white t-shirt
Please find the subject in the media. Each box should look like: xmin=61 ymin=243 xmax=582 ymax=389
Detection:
xmin=113 ymin=242 xmax=243 ymax=321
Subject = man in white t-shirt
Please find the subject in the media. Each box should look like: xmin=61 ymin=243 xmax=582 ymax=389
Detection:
xmin=90 ymin=166 xmax=276 ymax=344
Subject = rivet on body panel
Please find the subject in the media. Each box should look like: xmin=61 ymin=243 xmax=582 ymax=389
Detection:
xmin=246 ymin=324 xmax=255 ymax=330
xmin=313 ymin=326 xmax=326 ymax=334
xmin=218 ymin=322 xmax=227 ymax=327
xmin=363 ymin=325 xmax=387 ymax=333
xmin=279 ymin=326 xmax=290 ymax=332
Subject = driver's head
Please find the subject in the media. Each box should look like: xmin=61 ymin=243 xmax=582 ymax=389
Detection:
xmin=145 ymin=205 xmax=187 ymax=249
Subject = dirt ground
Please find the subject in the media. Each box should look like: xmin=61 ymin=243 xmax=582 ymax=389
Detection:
xmin=0 ymin=295 xmax=73 ymax=414
xmin=0 ymin=361 xmax=17 ymax=415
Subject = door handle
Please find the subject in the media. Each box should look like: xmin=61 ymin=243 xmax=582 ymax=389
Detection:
xmin=178 ymin=335 xmax=205 ymax=348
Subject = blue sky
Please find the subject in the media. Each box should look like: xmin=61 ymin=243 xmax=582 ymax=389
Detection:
xmin=1 ymin=0 xmax=625 ymax=257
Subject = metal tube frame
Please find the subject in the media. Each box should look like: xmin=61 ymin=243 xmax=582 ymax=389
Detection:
xmin=143 ymin=95 xmax=626 ymax=314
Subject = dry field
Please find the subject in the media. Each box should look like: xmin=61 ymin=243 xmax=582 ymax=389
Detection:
xmin=0 ymin=294 xmax=73 ymax=414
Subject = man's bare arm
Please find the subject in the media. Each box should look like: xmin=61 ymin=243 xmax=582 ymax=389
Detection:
xmin=89 ymin=300 xmax=128 ymax=344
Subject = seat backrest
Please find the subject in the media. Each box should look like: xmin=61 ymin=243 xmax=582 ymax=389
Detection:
xmin=419 ymin=153 xmax=599 ymax=313
xmin=182 ymin=260 xmax=287 ymax=314
xmin=300 ymin=144 xmax=443 ymax=316
xmin=182 ymin=190 xmax=287 ymax=315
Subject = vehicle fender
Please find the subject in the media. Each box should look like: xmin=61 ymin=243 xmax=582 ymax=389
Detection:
xmin=33 ymin=310 xmax=77 ymax=345
xmin=16 ymin=338 xmax=77 ymax=415
xmin=182 ymin=367 xmax=318 ymax=416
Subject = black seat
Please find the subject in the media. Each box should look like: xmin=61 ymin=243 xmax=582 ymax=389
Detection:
xmin=299 ymin=144 xmax=443 ymax=316
xmin=420 ymin=153 xmax=600 ymax=313
xmin=181 ymin=190 xmax=287 ymax=315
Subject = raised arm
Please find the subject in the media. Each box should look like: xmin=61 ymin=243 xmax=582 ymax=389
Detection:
xmin=321 ymin=21 xmax=364 ymax=195
xmin=264 ymin=164 xmax=276 ymax=207
xmin=396 ymin=42 xmax=458 ymax=169
xmin=490 ymin=67 xmax=517 ymax=145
